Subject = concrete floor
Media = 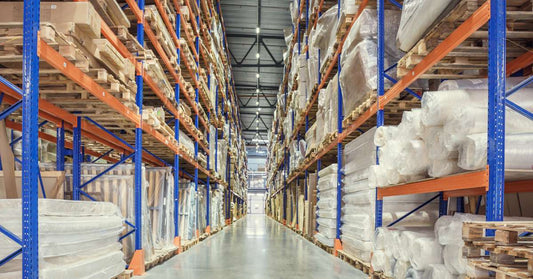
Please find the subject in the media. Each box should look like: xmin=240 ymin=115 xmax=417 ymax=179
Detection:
xmin=140 ymin=214 xmax=366 ymax=279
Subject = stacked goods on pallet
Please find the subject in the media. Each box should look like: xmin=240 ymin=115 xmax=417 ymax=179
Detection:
xmin=339 ymin=9 xmax=402 ymax=117
xmin=0 ymin=2 xmax=138 ymax=108
xmin=179 ymin=179 xmax=197 ymax=241
xmin=303 ymin=172 xmax=317 ymax=237
xmin=146 ymin=167 xmax=175 ymax=252
xmin=396 ymin=0 xmax=455 ymax=51
xmin=371 ymin=77 xmax=533 ymax=187
xmin=315 ymin=164 xmax=337 ymax=247
xmin=315 ymin=76 xmax=338 ymax=144
xmin=0 ymin=199 xmax=125 ymax=278
xmin=342 ymin=128 xmax=438 ymax=263
xmin=372 ymin=214 xmax=533 ymax=278
xmin=198 ymin=185 xmax=207 ymax=233
xmin=309 ymin=5 xmax=338 ymax=74
xmin=63 ymin=164 xmax=155 ymax=262
xmin=289 ymin=139 xmax=306 ymax=172
xmin=210 ymin=189 xmax=224 ymax=230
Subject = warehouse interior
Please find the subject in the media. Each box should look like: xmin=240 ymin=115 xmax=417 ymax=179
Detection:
xmin=0 ymin=0 xmax=532 ymax=278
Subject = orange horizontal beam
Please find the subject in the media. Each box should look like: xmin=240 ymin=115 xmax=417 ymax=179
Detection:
xmin=154 ymin=0 xmax=180 ymax=47
xmin=39 ymin=40 xmax=141 ymax=124
xmin=444 ymin=179 xmax=533 ymax=199
xmin=377 ymin=169 xmax=489 ymax=200
xmin=124 ymin=0 xmax=143 ymax=23
xmin=506 ymin=51 xmax=533 ymax=77
xmin=5 ymin=120 xmax=119 ymax=164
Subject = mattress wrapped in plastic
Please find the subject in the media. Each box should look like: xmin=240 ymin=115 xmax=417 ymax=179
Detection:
xmin=316 ymin=164 xmax=338 ymax=247
xmin=396 ymin=0 xmax=455 ymax=52
xmin=64 ymin=163 xmax=155 ymax=262
xmin=0 ymin=199 xmax=125 ymax=279
xmin=179 ymin=180 xmax=197 ymax=240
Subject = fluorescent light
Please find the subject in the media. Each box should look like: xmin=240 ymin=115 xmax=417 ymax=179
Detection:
xmin=256 ymin=53 xmax=260 ymax=58
xmin=256 ymin=27 xmax=260 ymax=34
xmin=256 ymin=88 xmax=260 ymax=93
xmin=256 ymin=73 xmax=260 ymax=78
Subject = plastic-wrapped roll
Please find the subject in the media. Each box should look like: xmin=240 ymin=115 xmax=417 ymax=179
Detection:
xmin=458 ymin=133 xmax=533 ymax=170
xmin=374 ymin=227 xmax=389 ymax=250
xmin=445 ymin=106 xmax=533 ymax=136
xmin=396 ymin=0 xmax=454 ymax=52
xmin=443 ymin=244 xmax=468 ymax=275
xmin=372 ymin=250 xmax=393 ymax=276
xmin=421 ymin=90 xmax=473 ymax=127
xmin=423 ymin=126 xmax=458 ymax=160
xmin=374 ymin=125 xmax=398 ymax=147
xmin=438 ymin=76 xmax=533 ymax=91
xmin=434 ymin=214 xmax=485 ymax=245
xmin=406 ymin=268 xmax=424 ymax=279
xmin=397 ymin=139 xmax=429 ymax=176
xmin=398 ymin=109 xmax=423 ymax=139
xmin=428 ymin=159 xmax=462 ymax=178
xmin=423 ymin=264 xmax=455 ymax=279
xmin=399 ymin=229 xmax=434 ymax=262
xmin=393 ymin=260 xmax=410 ymax=279
xmin=369 ymin=165 xmax=390 ymax=187
xmin=410 ymin=237 xmax=443 ymax=270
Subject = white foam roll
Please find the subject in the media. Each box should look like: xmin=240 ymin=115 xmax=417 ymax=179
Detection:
xmin=428 ymin=159 xmax=462 ymax=178
xmin=372 ymin=250 xmax=393 ymax=275
xmin=374 ymin=126 xmax=399 ymax=147
xmin=393 ymin=260 xmax=410 ymax=279
xmin=443 ymin=244 xmax=468 ymax=275
xmin=397 ymin=140 xmax=429 ymax=176
xmin=409 ymin=236 xmax=443 ymax=270
xmin=458 ymin=133 xmax=533 ymax=170
xmin=422 ymin=264 xmax=455 ymax=279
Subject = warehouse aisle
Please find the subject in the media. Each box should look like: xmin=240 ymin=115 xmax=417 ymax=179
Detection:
xmin=140 ymin=215 xmax=366 ymax=279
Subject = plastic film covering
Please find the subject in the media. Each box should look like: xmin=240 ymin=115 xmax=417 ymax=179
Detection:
xmin=396 ymin=0 xmax=455 ymax=52
xmin=146 ymin=167 xmax=175 ymax=251
xmin=64 ymin=163 xmax=154 ymax=262
xmin=179 ymin=129 xmax=195 ymax=154
xmin=179 ymin=179 xmax=197 ymax=240
xmin=0 ymin=199 xmax=125 ymax=279
xmin=315 ymin=164 xmax=337 ymax=247
xmin=422 ymin=264 xmax=455 ymax=279
xmin=310 ymin=5 xmax=338 ymax=70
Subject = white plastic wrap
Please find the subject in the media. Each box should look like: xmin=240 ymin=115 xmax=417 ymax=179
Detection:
xmin=409 ymin=235 xmax=443 ymax=270
xmin=393 ymin=260 xmax=411 ymax=279
xmin=371 ymin=250 xmax=394 ymax=277
xmin=422 ymin=264 xmax=455 ymax=279
xmin=438 ymin=77 xmax=533 ymax=91
xmin=310 ymin=5 xmax=338 ymax=65
xmin=434 ymin=213 xmax=485 ymax=246
xmin=397 ymin=139 xmax=429 ymax=176
xmin=0 ymin=199 xmax=125 ymax=279
xmin=374 ymin=126 xmax=398 ymax=147
xmin=341 ymin=234 xmax=373 ymax=262
xmin=396 ymin=0 xmax=455 ymax=51
xmin=443 ymin=244 xmax=468 ymax=275
xmin=458 ymin=133 xmax=533 ymax=170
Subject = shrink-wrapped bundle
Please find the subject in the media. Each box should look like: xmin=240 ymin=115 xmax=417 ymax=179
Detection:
xmin=409 ymin=235 xmax=443 ymax=270
xmin=396 ymin=0 xmax=455 ymax=51
xmin=393 ymin=260 xmax=411 ymax=279
xmin=458 ymin=133 xmax=533 ymax=170
xmin=310 ymin=5 xmax=338 ymax=66
xmin=0 ymin=200 xmax=126 ymax=279
xmin=371 ymin=250 xmax=394 ymax=277
xmin=422 ymin=264 xmax=455 ymax=279
xmin=397 ymin=140 xmax=429 ymax=176
xmin=438 ymin=76 xmax=533 ymax=91
xmin=316 ymin=164 xmax=338 ymax=247
xmin=374 ymin=125 xmax=398 ymax=147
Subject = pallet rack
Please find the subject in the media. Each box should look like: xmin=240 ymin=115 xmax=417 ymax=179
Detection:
xmin=0 ymin=0 xmax=248 ymax=276
xmin=266 ymin=0 xmax=533 ymax=274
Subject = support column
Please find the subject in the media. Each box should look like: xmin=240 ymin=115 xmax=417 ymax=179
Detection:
xmin=72 ymin=117 xmax=82 ymax=201
xmin=21 ymin=0 xmax=40 ymax=274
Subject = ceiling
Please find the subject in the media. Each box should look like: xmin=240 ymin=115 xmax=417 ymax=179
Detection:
xmin=221 ymin=0 xmax=291 ymax=147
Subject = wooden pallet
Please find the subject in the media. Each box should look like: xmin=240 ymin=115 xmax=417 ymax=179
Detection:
xmin=145 ymin=247 xmax=179 ymax=271
xmin=313 ymin=238 xmax=334 ymax=254
xmin=181 ymin=239 xmax=199 ymax=252
xmin=337 ymin=250 xmax=372 ymax=275
xmin=397 ymin=0 xmax=533 ymax=79
xmin=463 ymin=221 xmax=533 ymax=278
xmin=111 ymin=270 xmax=133 ymax=279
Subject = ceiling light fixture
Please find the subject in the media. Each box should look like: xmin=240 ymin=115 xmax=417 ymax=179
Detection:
xmin=256 ymin=73 xmax=260 ymax=78
xmin=256 ymin=27 xmax=260 ymax=34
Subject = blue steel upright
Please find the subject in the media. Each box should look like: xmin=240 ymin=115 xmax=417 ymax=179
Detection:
xmin=73 ymin=117 xmax=82 ymax=201
xmin=334 ymin=3 xmax=343 ymax=249
xmin=133 ymin=0 xmax=145 ymax=262
xmin=486 ymin=0 xmax=506 ymax=223
xmin=194 ymin=0 xmax=200 ymax=235
xmin=374 ymin=0 xmax=385 ymax=229
xmin=22 ymin=0 xmax=40 ymax=275
xmin=174 ymin=10 xmax=181 ymax=244
xmin=56 ymin=121 xmax=65 ymax=171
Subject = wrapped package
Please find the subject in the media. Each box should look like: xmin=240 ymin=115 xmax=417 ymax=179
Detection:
xmin=0 ymin=199 xmax=125 ymax=279
xmin=310 ymin=5 xmax=338 ymax=67
xmin=458 ymin=133 xmax=533 ymax=170
xmin=422 ymin=264 xmax=455 ymax=279
xmin=146 ymin=167 xmax=175 ymax=251
xmin=396 ymin=0 xmax=455 ymax=51
xmin=316 ymin=164 xmax=338 ymax=247
xmin=438 ymin=76 xmax=533 ymax=91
